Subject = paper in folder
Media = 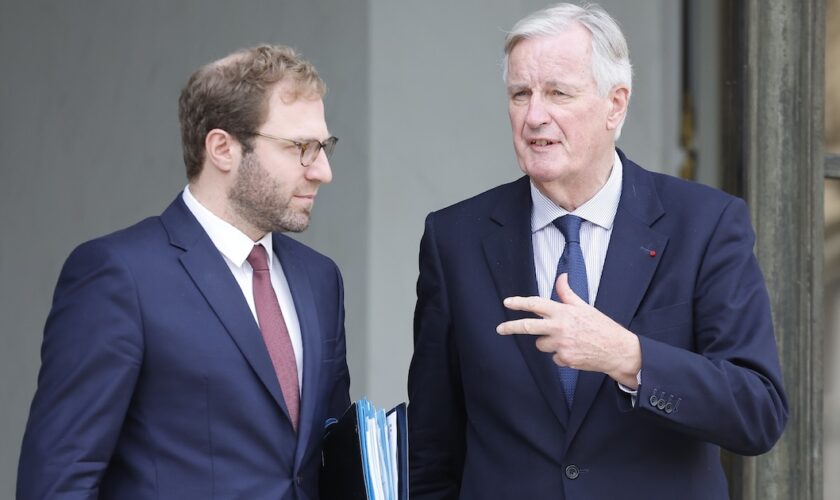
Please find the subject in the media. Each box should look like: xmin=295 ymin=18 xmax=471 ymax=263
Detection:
xmin=321 ymin=398 xmax=408 ymax=500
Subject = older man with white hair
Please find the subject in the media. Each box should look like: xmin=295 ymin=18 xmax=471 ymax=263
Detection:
xmin=407 ymin=3 xmax=788 ymax=499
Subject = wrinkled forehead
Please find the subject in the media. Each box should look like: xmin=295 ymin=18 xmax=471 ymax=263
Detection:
xmin=506 ymin=27 xmax=595 ymax=84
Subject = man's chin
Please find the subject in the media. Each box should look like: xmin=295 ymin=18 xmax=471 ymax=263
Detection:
xmin=275 ymin=212 xmax=311 ymax=233
xmin=283 ymin=222 xmax=309 ymax=233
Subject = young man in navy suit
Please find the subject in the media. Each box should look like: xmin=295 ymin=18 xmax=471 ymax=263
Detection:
xmin=18 ymin=45 xmax=350 ymax=499
xmin=408 ymin=4 xmax=788 ymax=499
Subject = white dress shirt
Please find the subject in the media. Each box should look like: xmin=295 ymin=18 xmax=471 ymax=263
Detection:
xmin=530 ymin=152 xmax=639 ymax=396
xmin=531 ymin=151 xmax=623 ymax=304
xmin=182 ymin=186 xmax=304 ymax=390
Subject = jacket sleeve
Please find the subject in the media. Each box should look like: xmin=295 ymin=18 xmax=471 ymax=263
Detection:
xmin=407 ymin=213 xmax=465 ymax=500
xmin=17 ymin=238 xmax=143 ymax=499
xmin=633 ymin=197 xmax=789 ymax=455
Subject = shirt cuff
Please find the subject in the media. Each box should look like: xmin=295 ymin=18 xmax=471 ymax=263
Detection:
xmin=617 ymin=369 xmax=642 ymax=406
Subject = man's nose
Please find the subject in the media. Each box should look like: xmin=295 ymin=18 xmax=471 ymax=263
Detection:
xmin=525 ymin=96 xmax=550 ymax=128
xmin=306 ymin=149 xmax=333 ymax=184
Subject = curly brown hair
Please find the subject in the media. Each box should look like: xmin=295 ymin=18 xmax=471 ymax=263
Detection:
xmin=178 ymin=44 xmax=326 ymax=181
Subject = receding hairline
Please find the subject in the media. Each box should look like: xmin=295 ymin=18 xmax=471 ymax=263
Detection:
xmin=213 ymin=50 xmax=248 ymax=68
xmin=503 ymin=21 xmax=598 ymax=90
xmin=272 ymin=81 xmax=326 ymax=105
xmin=505 ymin=17 xmax=593 ymax=57
xmin=208 ymin=48 xmax=327 ymax=100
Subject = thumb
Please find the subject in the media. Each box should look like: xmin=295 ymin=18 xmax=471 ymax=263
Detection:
xmin=556 ymin=273 xmax=585 ymax=305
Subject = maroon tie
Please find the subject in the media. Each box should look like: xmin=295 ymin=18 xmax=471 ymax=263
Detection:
xmin=247 ymin=244 xmax=300 ymax=431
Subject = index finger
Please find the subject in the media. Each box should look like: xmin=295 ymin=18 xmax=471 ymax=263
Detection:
xmin=503 ymin=295 xmax=559 ymax=318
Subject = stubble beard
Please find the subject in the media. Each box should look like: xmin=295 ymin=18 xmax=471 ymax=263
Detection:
xmin=228 ymin=152 xmax=311 ymax=234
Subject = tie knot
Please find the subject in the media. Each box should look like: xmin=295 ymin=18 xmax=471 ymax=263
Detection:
xmin=553 ymin=215 xmax=583 ymax=244
xmin=247 ymin=245 xmax=270 ymax=272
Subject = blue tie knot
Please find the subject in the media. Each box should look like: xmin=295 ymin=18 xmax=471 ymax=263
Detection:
xmin=553 ymin=215 xmax=583 ymax=244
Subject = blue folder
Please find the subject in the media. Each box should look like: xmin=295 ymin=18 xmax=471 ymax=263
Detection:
xmin=321 ymin=399 xmax=408 ymax=500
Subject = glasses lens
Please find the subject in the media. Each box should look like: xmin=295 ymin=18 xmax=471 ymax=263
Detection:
xmin=323 ymin=137 xmax=338 ymax=158
xmin=301 ymin=137 xmax=338 ymax=166
xmin=300 ymin=141 xmax=318 ymax=166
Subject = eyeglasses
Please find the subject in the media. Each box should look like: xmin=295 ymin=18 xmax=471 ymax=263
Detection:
xmin=251 ymin=131 xmax=338 ymax=167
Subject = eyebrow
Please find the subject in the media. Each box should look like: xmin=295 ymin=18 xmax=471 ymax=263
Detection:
xmin=506 ymin=79 xmax=574 ymax=89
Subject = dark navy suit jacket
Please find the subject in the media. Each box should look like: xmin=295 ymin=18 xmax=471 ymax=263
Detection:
xmin=18 ymin=195 xmax=350 ymax=499
xmin=408 ymin=151 xmax=788 ymax=499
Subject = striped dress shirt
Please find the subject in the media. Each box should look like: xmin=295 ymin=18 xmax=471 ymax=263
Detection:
xmin=530 ymin=152 xmax=639 ymax=396
xmin=530 ymin=151 xmax=623 ymax=304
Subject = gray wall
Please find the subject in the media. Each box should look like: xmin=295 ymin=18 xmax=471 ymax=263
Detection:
xmin=0 ymin=1 xmax=685 ymax=496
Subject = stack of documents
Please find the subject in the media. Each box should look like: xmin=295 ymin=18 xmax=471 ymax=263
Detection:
xmin=321 ymin=399 xmax=408 ymax=500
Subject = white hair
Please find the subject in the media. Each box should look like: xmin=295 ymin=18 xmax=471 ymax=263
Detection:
xmin=503 ymin=2 xmax=633 ymax=138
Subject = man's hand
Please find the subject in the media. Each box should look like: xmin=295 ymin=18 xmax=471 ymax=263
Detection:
xmin=497 ymin=273 xmax=642 ymax=388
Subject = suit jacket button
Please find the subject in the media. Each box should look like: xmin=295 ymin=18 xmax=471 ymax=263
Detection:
xmin=657 ymin=398 xmax=667 ymax=410
xmin=649 ymin=394 xmax=659 ymax=407
xmin=664 ymin=401 xmax=674 ymax=414
xmin=296 ymin=475 xmax=303 ymax=486
xmin=565 ymin=464 xmax=580 ymax=480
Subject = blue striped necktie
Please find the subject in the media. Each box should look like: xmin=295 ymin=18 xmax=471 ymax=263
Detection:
xmin=551 ymin=215 xmax=589 ymax=407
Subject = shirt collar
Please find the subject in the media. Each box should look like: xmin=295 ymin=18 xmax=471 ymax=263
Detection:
xmin=182 ymin=185 xmax=274 ymax=268
xmin=530 ymin=150 xmax=623 ymax=233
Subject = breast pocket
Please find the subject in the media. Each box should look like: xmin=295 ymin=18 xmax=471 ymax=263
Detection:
xmin=628 ymin=301 xmax=693 ymax=343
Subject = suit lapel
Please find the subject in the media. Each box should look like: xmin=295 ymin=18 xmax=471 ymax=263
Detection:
xmin=160 ymin=196 xmax=289 ymax=415
xmin=272 ymin=235 xmax=324 ymax=468
xmin=564 ymin=153 xmax=668 ymax=447
xmin=482 ymin=177 xmax=570 ymax=428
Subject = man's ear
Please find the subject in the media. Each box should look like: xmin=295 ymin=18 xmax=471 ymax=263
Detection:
xmin=606 ymin=85 xmax=630 ymax=131
xmin=204 ymin=128 xmax=242 ymax=174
